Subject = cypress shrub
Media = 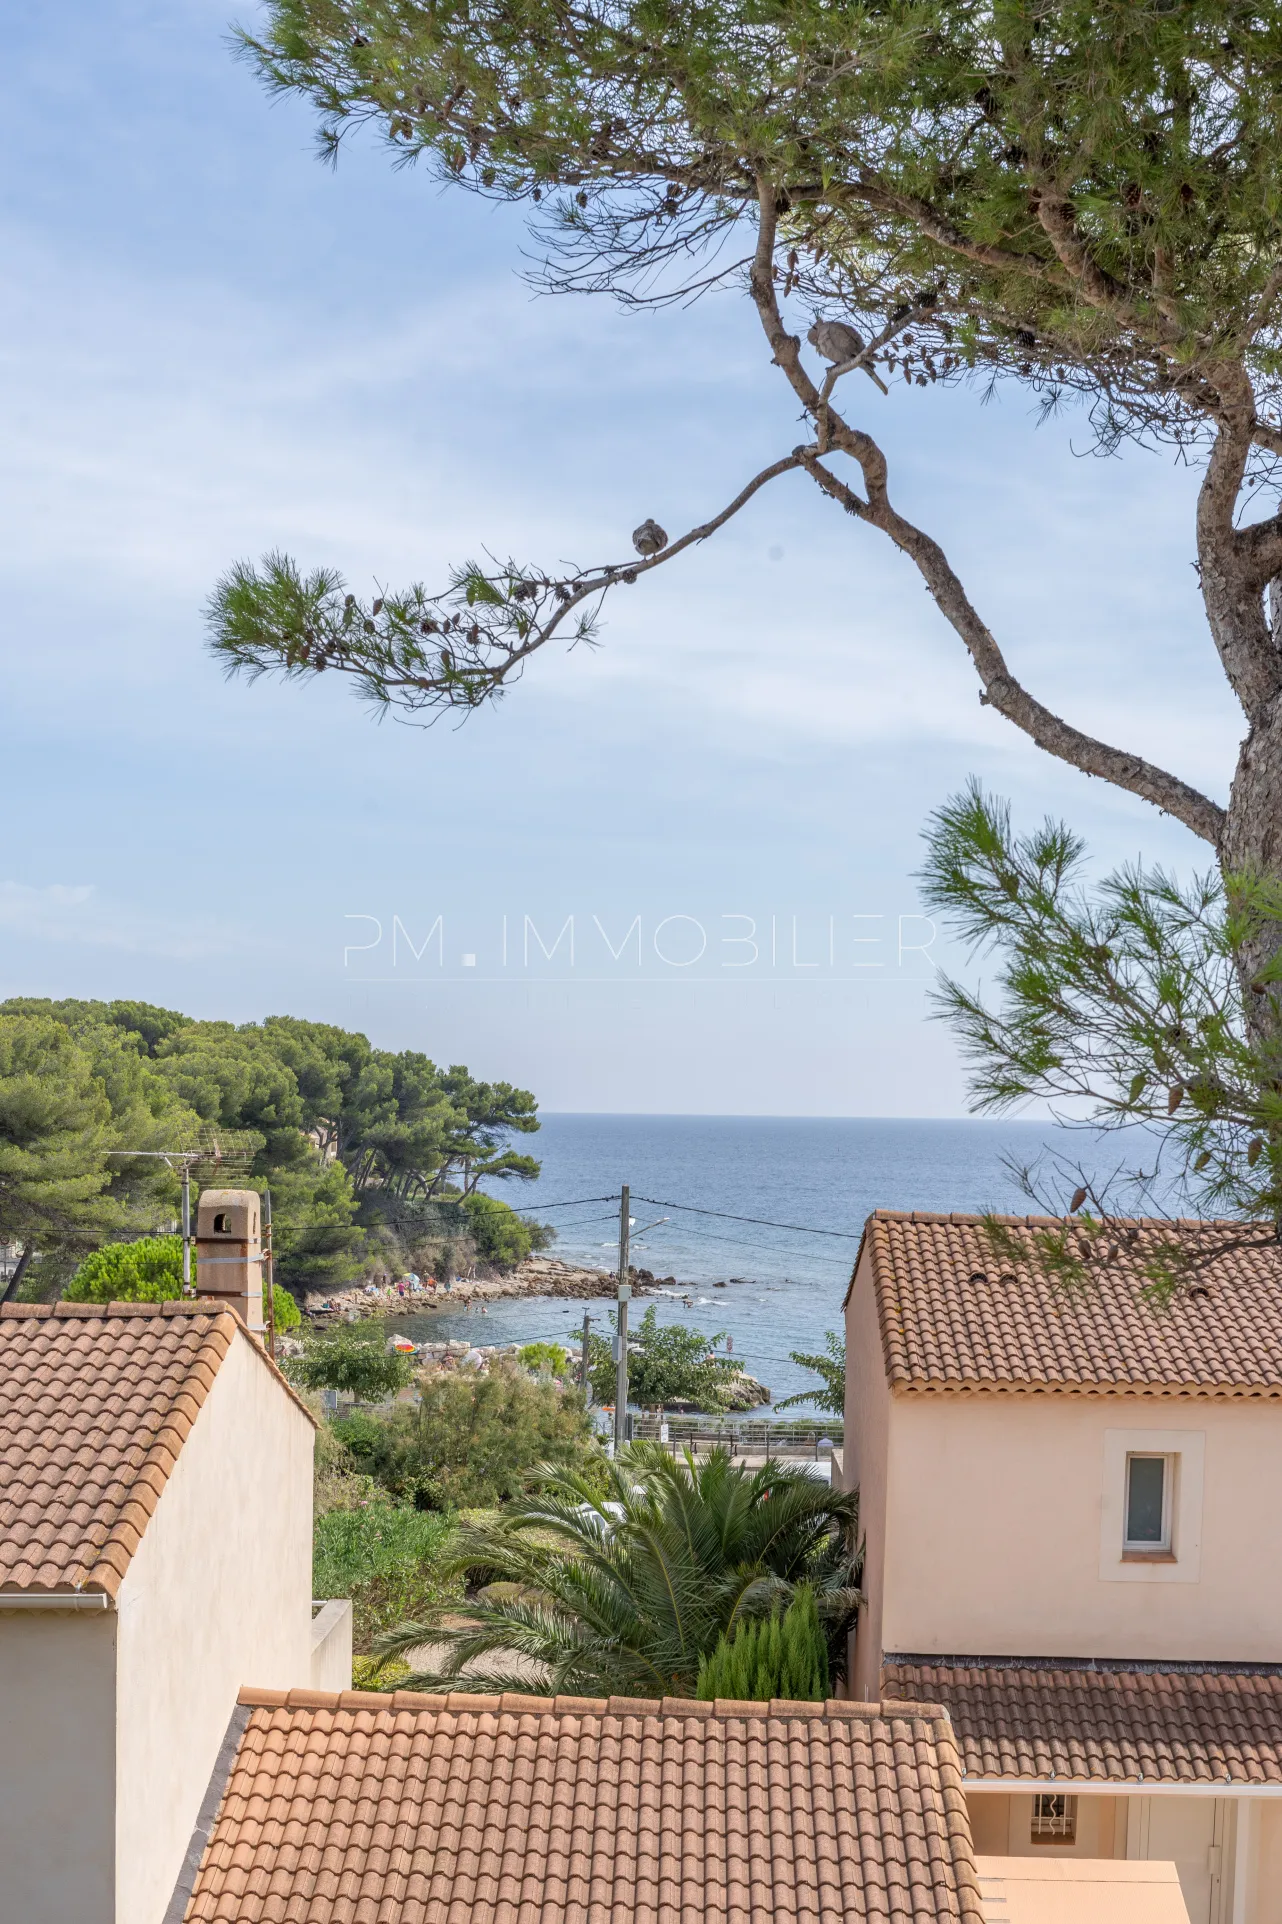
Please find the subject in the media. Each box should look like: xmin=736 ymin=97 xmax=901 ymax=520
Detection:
xmin=696 ymin=1584 xmax=830 ymax=1702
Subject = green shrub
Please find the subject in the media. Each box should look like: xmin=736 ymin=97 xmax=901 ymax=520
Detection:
xmin=588 ymin=1305 xmax=740 ymax=1411
xmin=334 ymin=1361 xmax=601 ymax=1508
xmin=462 ymin=1192 xmax=536 ymax=1266
xmin=65 ymin=1233 xmax=300 ymax=1329
xmin=67 ymin=1235 xmax=184 ymax=1303
xmin=696 ymin=1585 xmax=831 ymax=1703
xmin=519 ymin=1341 xmax=570 ymax=1377
xmin=290 ymin=1321 xmax=413 ymax=1400
xmin=313 ymin=1500 xmax=458 ymax=1653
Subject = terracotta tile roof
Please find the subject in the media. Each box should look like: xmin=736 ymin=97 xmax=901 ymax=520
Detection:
xmin=0 ymin=1299 xmax=311 ymax=1598
xmin=857 ymin=1212 xmax=1282 ymax=1397
xmin=186 ymin=1688 xmax=985 ymax=1924
xmin=882 ymin=1662 xmax=1282 ymax=1786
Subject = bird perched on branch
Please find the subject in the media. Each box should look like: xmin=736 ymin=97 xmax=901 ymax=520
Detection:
xmin=632 ymin=518 xmax=668 ymax=557
xmin=807 ymin=319 xmax=889 ymax=392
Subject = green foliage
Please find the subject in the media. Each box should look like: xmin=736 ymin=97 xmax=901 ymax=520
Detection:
xmin=268 ymin=1160 xmax=365 ymax=1296
xmin=1 ymin=999 xmax=541 ymax=1292
xmin=211 ymin=3 xmax=1282 ymax=722
xmin=0 ymin=1015 xmax=131 ymax=1279
xmin=267 ymin=1282 xmax=302 ymax=1331
xmin=519 ymin=1341 xmax=570 ymax=1377
xmin=291 ymin=1321 xmax=414 ymax=1400
xmin=374 ymin=1444 xmax=861 ymax=1697
xmin=697 ymin=1584 xmax=830 ymax=1703
xmin=463 ymin=1191 xmax=537 ymax=1266
xmin=587 ymin=1305 xmax=740 ymax=1410
xmin=64 ymin=1231 xmax=301 ymax=1328
xmin=312 ymin=1499 xmax=459 ymax=1652
xmin=919 ymin=782 xmax=1282 ymax=1293
xmin=67 ymin=1234 xmax=185 ymax=1303
xmin=775 ymin=1332 xmax=845 ymax=1415
xmin=239 ymin=1 xmax=1282 ymax=440
xmin=335 ymin=1362 xmax=600 ymax=1508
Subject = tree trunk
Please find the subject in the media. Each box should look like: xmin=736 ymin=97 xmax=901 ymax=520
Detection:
xmin=0 ymin=1245 xmax=33 ymax=1307
xmin=1222 ymin=698 xmax=1282 ymax=1029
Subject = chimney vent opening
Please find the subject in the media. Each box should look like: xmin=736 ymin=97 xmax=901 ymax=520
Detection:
xmin=213 ymin=1212 xmax=232 ymax=1233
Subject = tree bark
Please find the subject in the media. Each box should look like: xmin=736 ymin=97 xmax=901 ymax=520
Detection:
xmin=0 ymin=1245 xmax=33 ymax=1307
xmin=748 ymin=180 xmax=1227 ymax=848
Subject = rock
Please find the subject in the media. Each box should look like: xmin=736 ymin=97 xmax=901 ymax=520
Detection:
xmin=720 ymin=1372 xmax=771 ymax=1411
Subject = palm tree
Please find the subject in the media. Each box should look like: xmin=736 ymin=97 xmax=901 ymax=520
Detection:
xmin=374 ymin=1443 xmax=861 ymax=1698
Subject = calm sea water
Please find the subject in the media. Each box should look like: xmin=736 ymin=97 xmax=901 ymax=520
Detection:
xmin=401 ymin=1114 xmax=1080 ymax=1406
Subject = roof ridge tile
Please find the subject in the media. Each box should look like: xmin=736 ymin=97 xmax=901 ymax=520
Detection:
xmin=235 ymin=1686 xmax=944 ymax=1725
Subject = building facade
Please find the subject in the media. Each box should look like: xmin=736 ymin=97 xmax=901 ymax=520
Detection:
xmin=0 ymin=1297 xmax=350 ymax=1924
xmin=844 ymin=1212 xmax=1282 ymax=1924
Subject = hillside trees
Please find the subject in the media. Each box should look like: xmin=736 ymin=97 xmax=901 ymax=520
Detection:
xmin=290 ymin=1319 xmax=415 ymax=1400
xmin=0 ymin=1015 xmax=131 ymax=1298
xmin=0 ymin=999 xmax=541 ymax=1293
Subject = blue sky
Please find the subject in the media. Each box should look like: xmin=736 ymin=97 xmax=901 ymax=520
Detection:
xmin=0 ymin=0 xmax=1244 ymax=1115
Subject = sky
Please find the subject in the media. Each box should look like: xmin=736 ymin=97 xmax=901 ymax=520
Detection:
xmin=0 ymin=0 xmax=1246 ymax=1116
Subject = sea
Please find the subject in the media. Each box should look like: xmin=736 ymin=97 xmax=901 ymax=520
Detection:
xmin=394 ymin=1113 xmax=1103 ymax=1407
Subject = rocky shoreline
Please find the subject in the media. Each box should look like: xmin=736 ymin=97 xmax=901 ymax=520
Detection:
xmin=299 ymin=1257 xmax=774 ymax=1408
xmin=302 ymin=1254 xmax=686 ymax=1319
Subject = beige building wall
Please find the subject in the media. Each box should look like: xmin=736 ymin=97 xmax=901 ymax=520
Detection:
xmin=0 ymin=1609 xmax=117 ymax=1924
xmin=844 ymin=1247 xmax=892 ymax=1698
xmin=967 ymin=1792 xmax=1127 ymax=1861
xmin=114 ymin=1333 xmax=316 ymax=1924
xmin=876 ymin=1390 xmax=1282 ymax=1660
xmin=1252 ymin=1802 xmax=1282 ymax=1924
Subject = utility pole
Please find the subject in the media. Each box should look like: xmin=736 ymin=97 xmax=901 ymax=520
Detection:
xmin=580 ymin=1310 xmax=592 ymax=1394
xmin=263 ymin=1187 xmax=277 ymax=1362
xmin=181 ymin=1163 xmax=192 ymax=1292
xmin=614 ymin=1184 xmax=631 ymax=1454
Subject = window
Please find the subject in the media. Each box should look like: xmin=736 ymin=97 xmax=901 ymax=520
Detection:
xmin=1031 ymin=1794 xmax=1077 ymax=1844
xmin=1124 ymin=1453 xmax=1172 ymax=1552
xmin=1101 ymin=1430 xmax=1202 ymax=1584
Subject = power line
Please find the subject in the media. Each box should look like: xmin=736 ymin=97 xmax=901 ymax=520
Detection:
xmin=632 ymin=1195 xmax=862 ymax=1240
xmin=515 ymin=1195 xmax=617 ymax=1210
xmin=517 ymin=1211 xmax=622 ymax=1229
xmin=635 ymin=1219 xmax=854 ymax=1266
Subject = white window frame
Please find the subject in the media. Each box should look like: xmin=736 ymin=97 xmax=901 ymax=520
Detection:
xmin=1123 ymin=1451 xmax=1173 ymax=1554
xmin=1099 ymin=1429 xmax=1204 ymax=1584
xmin=1030 ymin=1793 xmax=1077 ymax=1845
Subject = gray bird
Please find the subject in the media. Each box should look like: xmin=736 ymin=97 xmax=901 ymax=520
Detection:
xmin=808 ymin=317 xmax=865 ymax=363
xmin=632 ymin=518 xmax=668 ymax=557
xmin=807 ymin=318 xmax=888 ymax=391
